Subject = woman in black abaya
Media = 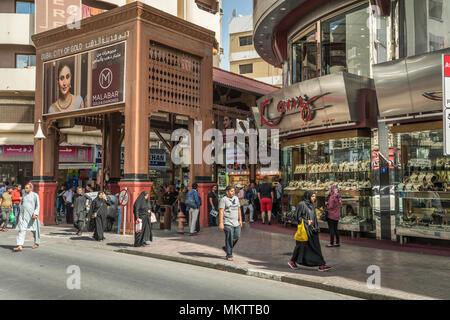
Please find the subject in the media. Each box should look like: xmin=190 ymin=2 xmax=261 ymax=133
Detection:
xmin=88 ymin=191 xmax=110 ymax=241
xmin=133 ymin=191 xmax=153 ymax=247
xmin=288 ymin=190 xmax=332 ymax=272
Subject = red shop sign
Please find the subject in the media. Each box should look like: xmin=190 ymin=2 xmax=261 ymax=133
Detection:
xmin=259 ymin=93 xmax=330 ymax=127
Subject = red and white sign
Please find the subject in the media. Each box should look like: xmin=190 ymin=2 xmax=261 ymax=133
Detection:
xmin=119 ymin=189 xmax=129 ymax=206
xmin=444 ymin=55 xmax=450 ymax=155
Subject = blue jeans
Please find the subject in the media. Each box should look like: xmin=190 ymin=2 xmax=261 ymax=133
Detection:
xmin=12 ymin=204 xmax=20 ymax=228
xmin=223 ymin=225 xmax=241 ymax=258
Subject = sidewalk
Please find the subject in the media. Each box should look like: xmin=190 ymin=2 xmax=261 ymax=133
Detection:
xmin=4 ymin=222 xmax=449 ymax=300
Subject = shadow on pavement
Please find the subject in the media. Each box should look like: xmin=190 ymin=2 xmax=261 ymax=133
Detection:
xmin=69 ymin=236 xmax=96 ymax=241
xmin=106 ymin=242 xmax=133 ymax=248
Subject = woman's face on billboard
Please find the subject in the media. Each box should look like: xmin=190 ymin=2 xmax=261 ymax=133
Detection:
xmin=58 ymin=65 xmax=72 ymax=96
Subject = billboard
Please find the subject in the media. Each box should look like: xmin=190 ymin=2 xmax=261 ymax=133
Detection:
xmin=43 ymin=41 xmax=126 ymax=115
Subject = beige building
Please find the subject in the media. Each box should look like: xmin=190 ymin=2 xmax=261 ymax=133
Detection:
xmin=229 ymin=14 xmax=281 ymax=86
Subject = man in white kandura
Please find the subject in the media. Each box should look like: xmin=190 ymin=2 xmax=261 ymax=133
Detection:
xmin=13 ymin=184 xmax=40 ymax=252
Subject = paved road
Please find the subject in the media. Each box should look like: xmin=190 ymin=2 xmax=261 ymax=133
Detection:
xmin=0 ymin=238 xmax=357 ymax=300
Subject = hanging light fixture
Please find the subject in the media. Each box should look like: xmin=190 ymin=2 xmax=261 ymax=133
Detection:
xmin=34 ymin=119 xmax=46 ymax=140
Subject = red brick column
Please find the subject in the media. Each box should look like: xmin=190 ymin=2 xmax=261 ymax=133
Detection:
xmin=197 ymin=182 xmax=215 ymax=228
xmin=117 ymin=181 xmax=153 ymax=235
xmin=33 ymin=181 xmax=58 ymax=226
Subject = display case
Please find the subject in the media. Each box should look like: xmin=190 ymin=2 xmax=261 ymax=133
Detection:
xmin=282 ymin=136 xmax=374 ymax=234
xmin=392 ymin=129 xmax=450 ymax=241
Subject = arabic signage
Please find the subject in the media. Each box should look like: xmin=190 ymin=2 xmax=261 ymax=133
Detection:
xmin=254 ymin=72 xmax=373 ymax=133
xmin=35 ymin=0 xmax=81 ymax=34
xmin=444 ymin=54 xmax=450 ymax=156
xmin=0 ymin=145 xmax=92 ymax=163
xmin=43 ymin=41 xmax=126 ymax=115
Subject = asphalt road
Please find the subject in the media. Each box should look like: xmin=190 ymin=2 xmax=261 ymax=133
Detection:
xmin=0 ymin=238 xmax=357 ymax=300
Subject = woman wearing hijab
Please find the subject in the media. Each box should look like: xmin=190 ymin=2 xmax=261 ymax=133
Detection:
xmin=133 ymin=191 xmax=153 ymax=247
xmin=88 ymin=191 xmax=110 ymax=241
xmin=326 ymin=184 xmax=342 ymax=247
xmin=288 ymin=190 xmax=332 ymax=272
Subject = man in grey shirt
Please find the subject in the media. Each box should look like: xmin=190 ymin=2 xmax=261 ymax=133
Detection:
xmin=218 ymin=186 xmax=242 ymax=261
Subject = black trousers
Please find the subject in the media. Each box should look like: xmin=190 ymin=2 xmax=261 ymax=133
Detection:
xmin=327 ymin=219 xmax=340 ymax=245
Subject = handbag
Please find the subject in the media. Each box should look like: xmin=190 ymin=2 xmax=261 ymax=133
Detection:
xmin=294 ymin=220 xmax=308 ymax=242
xmin=320 ymin=210 xmax=328 ymax=222
xmin=9 ymin=210 xmax=15 ymax=223
xmin=209 ymin=209 xmax=218 ymax=217
xmin=135 ymin=218 xmax=142 ymax=233
xmin=150 ymin=211 xmax=157 ymax=224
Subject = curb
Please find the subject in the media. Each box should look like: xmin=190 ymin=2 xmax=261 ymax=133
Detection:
xmin=115 ymin=248 xmax=409 ymax=300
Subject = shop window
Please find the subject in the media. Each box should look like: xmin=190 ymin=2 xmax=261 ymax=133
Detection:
xmin=16 ymin=54 xmax=36 ymax=68
xmin=239 ymin=63 xmax=253 ymax=74
xmin=291 ymin=29 xmax=317 ymax=83
xmin=282 ymin=137 xmax=374 ymax=231
xmin=393 ymin=129 xmax=450 ymax=235
xmin=239 ymin=36 xmax=253 ymax=46
xmin=399 ymin=0 xmax=450 ymax=57
xmin=16 ymin=1 xmax=35 ymax=14
xmin=321 ymin=4 xmax=370 ymax=77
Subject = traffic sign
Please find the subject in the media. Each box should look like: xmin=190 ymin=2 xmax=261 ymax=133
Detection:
xmin=119 ymin=189 xmax=129 ymax=206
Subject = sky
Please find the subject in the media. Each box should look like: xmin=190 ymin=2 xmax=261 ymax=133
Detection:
xmin=221 ymin=0 xmax=253 ymax=71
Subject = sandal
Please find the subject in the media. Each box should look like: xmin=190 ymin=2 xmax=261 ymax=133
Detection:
xmin=227 ymin=257 xmax=234 ymax=261
xmin=13 ymin=246 xmax=22 ymax=252
xmin=326 ymin=244 xmax=334 ymax=247
xmin=32 ymin=244 xmax=39 ymax=249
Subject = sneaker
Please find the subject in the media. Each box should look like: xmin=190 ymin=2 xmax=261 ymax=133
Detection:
xmin=326 ymin=244 xmax=334 ymax=247
xmin=262 ymin=221 xmax=265 ymax=225
xmin=268 ymin=221 xmax=271 ymax=225
xmin=334 ymin=244 xmax=340 ymax=247
xmin=288 ymin=261 xmax=298 ymax=269
xmin=318 ymin=265 xmax=332 ymax=272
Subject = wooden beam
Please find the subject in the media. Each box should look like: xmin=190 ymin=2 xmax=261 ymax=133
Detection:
xmin=152 ymin=128 xmax=172 ymax=152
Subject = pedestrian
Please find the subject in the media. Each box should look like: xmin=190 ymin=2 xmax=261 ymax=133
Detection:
xmin=73 ymin=186 xmax=91 ymax=236
xmin=273 ymin=178 xmax=283 ymax=220
xmin=244 ymin=184 xmax=255 ymax=222
xmin=63 ymin=185 xmax=75 ymax=224
xmin=249 ymin=183 xmax=258 ymax=221
xmin=13 ymin=184 xmax=40 ymax=251
xmin=0 ymin=182 xmax=5 ymax=198
xmin=207 ymin=184 xmax=219 ymax=226
xmin=88 ymin=191 xmax=110 ymax=241
xmin=218 ymin=186 xmax=243 ymax=261
xmin=186 ymin=183 xmax=202 ymax=235
xmin=258 ymin=177 xmax=274 ymax=225
xmin=236 ymin=184 xmax=247 ymax=223
xmin=326 ymin=185 xmax=342 ymax=248
xmin=11 ymin=184 xmax=23 ymax=229
xmin=288 ymin=190 xmax=332 ymax=272
xmin=0 ymin=187 xmax=13 ymax=231
xmin=133 ymin=191 xmax=153 ymax=247
xmin=163 ymin=184 xmax=178 ymax=221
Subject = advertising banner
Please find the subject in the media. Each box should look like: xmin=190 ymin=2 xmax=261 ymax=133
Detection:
xmin=43 ymin=41 xmax=126 ymax=115
xmin=0 ymin=145 xmax=92 ymax=163
xmin=35 ymin=0 xmax=82 ymax=34
xmin=444 ymin=55 xmax=450 ymax=155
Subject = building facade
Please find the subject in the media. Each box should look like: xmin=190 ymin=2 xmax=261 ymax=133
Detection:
xmin=253 ymin=0 xmax=450 ymax=244
xmin=0 ymin=0 xmax=223 ymax=188
xmin=229 ymin=14 xmax=282 ymax=86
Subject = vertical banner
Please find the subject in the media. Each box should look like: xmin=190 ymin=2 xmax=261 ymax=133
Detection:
xmin=444 ymin=55 xmax=450 ymax=155
xmin=35 ymin=0 xmax=82 ymax=33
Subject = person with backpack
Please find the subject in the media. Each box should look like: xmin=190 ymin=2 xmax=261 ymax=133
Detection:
xmin=185 ymin=183 xmax=202 ymax=235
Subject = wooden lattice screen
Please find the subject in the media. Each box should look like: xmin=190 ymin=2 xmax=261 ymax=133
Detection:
xmin=149 ymin=41 xmax=201 ymax=116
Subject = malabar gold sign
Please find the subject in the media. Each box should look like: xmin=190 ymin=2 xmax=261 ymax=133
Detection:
xmin=43 ymin=41 xmax=126 ymax=115
xmin=35 ymin=0 xmax=82 ymax=34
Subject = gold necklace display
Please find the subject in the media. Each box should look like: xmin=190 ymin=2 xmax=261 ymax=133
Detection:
xmin=57 ymin=94 xmax=73 ymax=110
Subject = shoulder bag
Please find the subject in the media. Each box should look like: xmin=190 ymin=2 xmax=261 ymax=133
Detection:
xmin=150 ymin=211 xmax=157 ymax=223
xmin=294 ymin=219 xmax=308 ymax=242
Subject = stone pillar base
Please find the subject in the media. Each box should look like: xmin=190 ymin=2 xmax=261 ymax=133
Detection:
xmin=117 ymin=181 xmax=153 ymax=235
xmin=33 ymin=181 xmax=58 ymax=226
xmin=196 ymin=182 xmax=215 ymax=228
